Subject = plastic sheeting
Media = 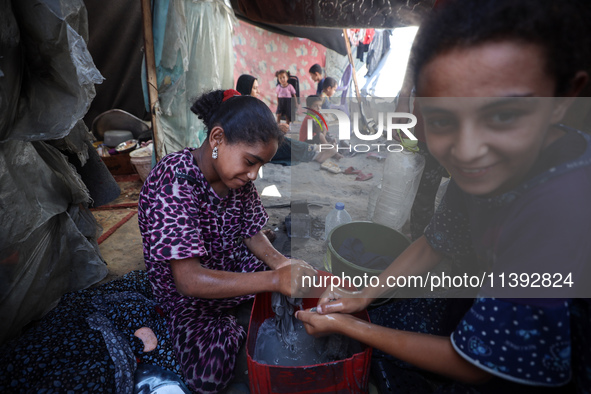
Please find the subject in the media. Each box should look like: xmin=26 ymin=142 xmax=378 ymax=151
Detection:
xmin=232 ymin=0 xmax=435 ymax=29
xmin=144 ymin=0 xmax=236 ymax=155
xmin=0 ymin=140 xmax=108 ymax=344
xmin=3 ymin=0 xmax=104 ymax=143
xmin=0 ymin=0 xmax=108 ymax=344
xmin=0 ymin=0 xmax=21 ymax=140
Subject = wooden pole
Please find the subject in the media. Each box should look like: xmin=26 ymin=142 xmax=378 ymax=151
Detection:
xmin=140 ymin=0 xmax=163 ymax=161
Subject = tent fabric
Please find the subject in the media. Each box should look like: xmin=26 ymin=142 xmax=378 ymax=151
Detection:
xmin=232 ymin=0 xmax=435 ymax=27
xmin=0 ymin=0 xmax=21 ymax=140
xmin=81 ymin=0 xmax=437 ymax=143
xmin=232 ymin=19 xmax=327 ymax=112
xmin=0 ymin=140 xmax=108 ymax=344
xmin=83 ymin=0 xmax=148 ymax=130
xmin=234 ymin=16 xmax=349 ymax=56
xmin=142 ymin=0 xmax=236 ymax=154
xmin=0 ymin=0 xmax=109 ymax=345
xmin=5 ymin=0 xmax=104 ymax=143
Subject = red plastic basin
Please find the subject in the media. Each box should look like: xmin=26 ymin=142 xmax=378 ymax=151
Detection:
xmin=246 ymin=271 xmax=372 ymax=393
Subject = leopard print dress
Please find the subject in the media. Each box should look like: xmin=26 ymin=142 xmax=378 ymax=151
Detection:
xmin=138 ymin=148 xmax=268 ymax=393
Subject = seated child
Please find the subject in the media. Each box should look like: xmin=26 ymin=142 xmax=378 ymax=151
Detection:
xmin=320 ymin=77 xmax=338 ymax=109
xmin=138 ymin=89 xmax=317 ymax=393
xmin=300 ymin=95 xmax=337 ymax=146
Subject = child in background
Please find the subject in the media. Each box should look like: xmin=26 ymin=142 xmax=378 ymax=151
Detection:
xmin=297 ymin=0 xmax=591 ymax=391
xmin=236 ymin=75 xmax=340 ymax=164
xmin=275 ymin=69 xmax=297 ymax=125
xmin=299 ymin=95 xmax=323 ymax=142
xmin=320 ymin=77 xmax=338 ymax=109
xmin=309 ymin=63 xmax=325 ymax=96
xmin=300 ymin=95 xmax=337 ymax=147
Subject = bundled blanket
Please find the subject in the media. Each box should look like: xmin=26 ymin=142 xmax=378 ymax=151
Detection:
xmin=0 ymin=270 xmax=187 ymax=393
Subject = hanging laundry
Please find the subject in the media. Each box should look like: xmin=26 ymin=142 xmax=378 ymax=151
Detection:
xmin=356 ymin=29 xmax=375 ymax=62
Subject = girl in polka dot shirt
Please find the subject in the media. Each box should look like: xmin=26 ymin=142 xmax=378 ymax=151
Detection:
xmin=297 ymin=0 xmax=591 ymax=392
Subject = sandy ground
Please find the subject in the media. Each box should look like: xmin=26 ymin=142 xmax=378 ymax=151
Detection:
xmin=254 ymin=124 xmax=404 ymax=270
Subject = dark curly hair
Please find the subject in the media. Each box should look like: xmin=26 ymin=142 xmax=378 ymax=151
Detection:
xmin=190 ymin=90 xmax=284 ymax=146
xmin=412 ymin=0 xmax=591 ymax=96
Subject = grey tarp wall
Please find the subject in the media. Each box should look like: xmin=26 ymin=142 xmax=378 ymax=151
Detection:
xmin=0 ymin=0 xmax=109 ymax=344
xmin=83 ymin=0 xmax=148 ymax=130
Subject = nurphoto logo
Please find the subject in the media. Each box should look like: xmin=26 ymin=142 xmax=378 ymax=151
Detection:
xmin=303 ymin=108 xmax=417 ymax=153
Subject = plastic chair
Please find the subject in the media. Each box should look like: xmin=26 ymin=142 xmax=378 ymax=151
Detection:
xmin=329 ymin=64 xmax=353 ymax=116
xmin=336 ymin=64 xmax=353 ymax=95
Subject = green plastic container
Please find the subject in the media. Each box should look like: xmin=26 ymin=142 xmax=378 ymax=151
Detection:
xmin=324 ymin=221 xmax=411 ymax=284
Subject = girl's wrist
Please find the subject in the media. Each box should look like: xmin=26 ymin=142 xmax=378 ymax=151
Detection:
xmin=333 ymin=314 xmax=362 ymax=336
xmin=270 ymin=269 xmax=283 ymax=293
xmin=272 ymin=257 xmax=290 ymax=270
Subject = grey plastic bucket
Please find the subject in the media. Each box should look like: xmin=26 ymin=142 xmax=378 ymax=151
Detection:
xmin=324 ymin=221 xmax=411 ymax=283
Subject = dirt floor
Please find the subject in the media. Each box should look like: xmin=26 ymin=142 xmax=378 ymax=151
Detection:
xmin=254 ymin=134 xmax=388 ymax=270
xmin=92 ymin=174 xmax=145 ymax=285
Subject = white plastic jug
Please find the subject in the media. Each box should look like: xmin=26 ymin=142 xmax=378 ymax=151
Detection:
xmin=372 ymin=150 xmax=425 ymax=231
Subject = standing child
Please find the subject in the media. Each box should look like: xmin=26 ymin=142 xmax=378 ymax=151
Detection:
xmin=297 ymin=0 xmax=591 ymax=392
xmin=275 ymin=69 xmax=297 ymax=125
xmin=137 ymin=89 xmax=317 ymax=393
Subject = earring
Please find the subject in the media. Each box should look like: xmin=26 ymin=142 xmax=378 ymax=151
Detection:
xmin=212 ymin=146 xmax=218 ymax=159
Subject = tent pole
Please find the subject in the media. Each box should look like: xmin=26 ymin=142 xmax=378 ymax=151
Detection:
xmin=140 ymin=0 xmax=163 ymax=161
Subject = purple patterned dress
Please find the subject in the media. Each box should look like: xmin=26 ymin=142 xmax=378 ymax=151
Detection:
xmin=137 ymin=148 xmax=268 ymax=393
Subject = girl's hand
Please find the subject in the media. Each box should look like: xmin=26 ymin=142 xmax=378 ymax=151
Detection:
xmin=273 ymin=259 xmax=317 ymax=297
xmin=316 ymin=287 xmax=369 ymax=315
xmin=295 ymin=308 xmax=355 ymax=337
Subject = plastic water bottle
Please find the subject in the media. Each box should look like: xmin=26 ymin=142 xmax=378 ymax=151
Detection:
xmin=324 ymin=202 xmax=352 ymax=240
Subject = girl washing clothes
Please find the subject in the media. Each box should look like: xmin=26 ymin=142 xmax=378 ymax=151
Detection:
xmin=137 ymin=89 xmax=316 ymax=393
xmin=297 ymin=0 xmax=591 ymax=392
